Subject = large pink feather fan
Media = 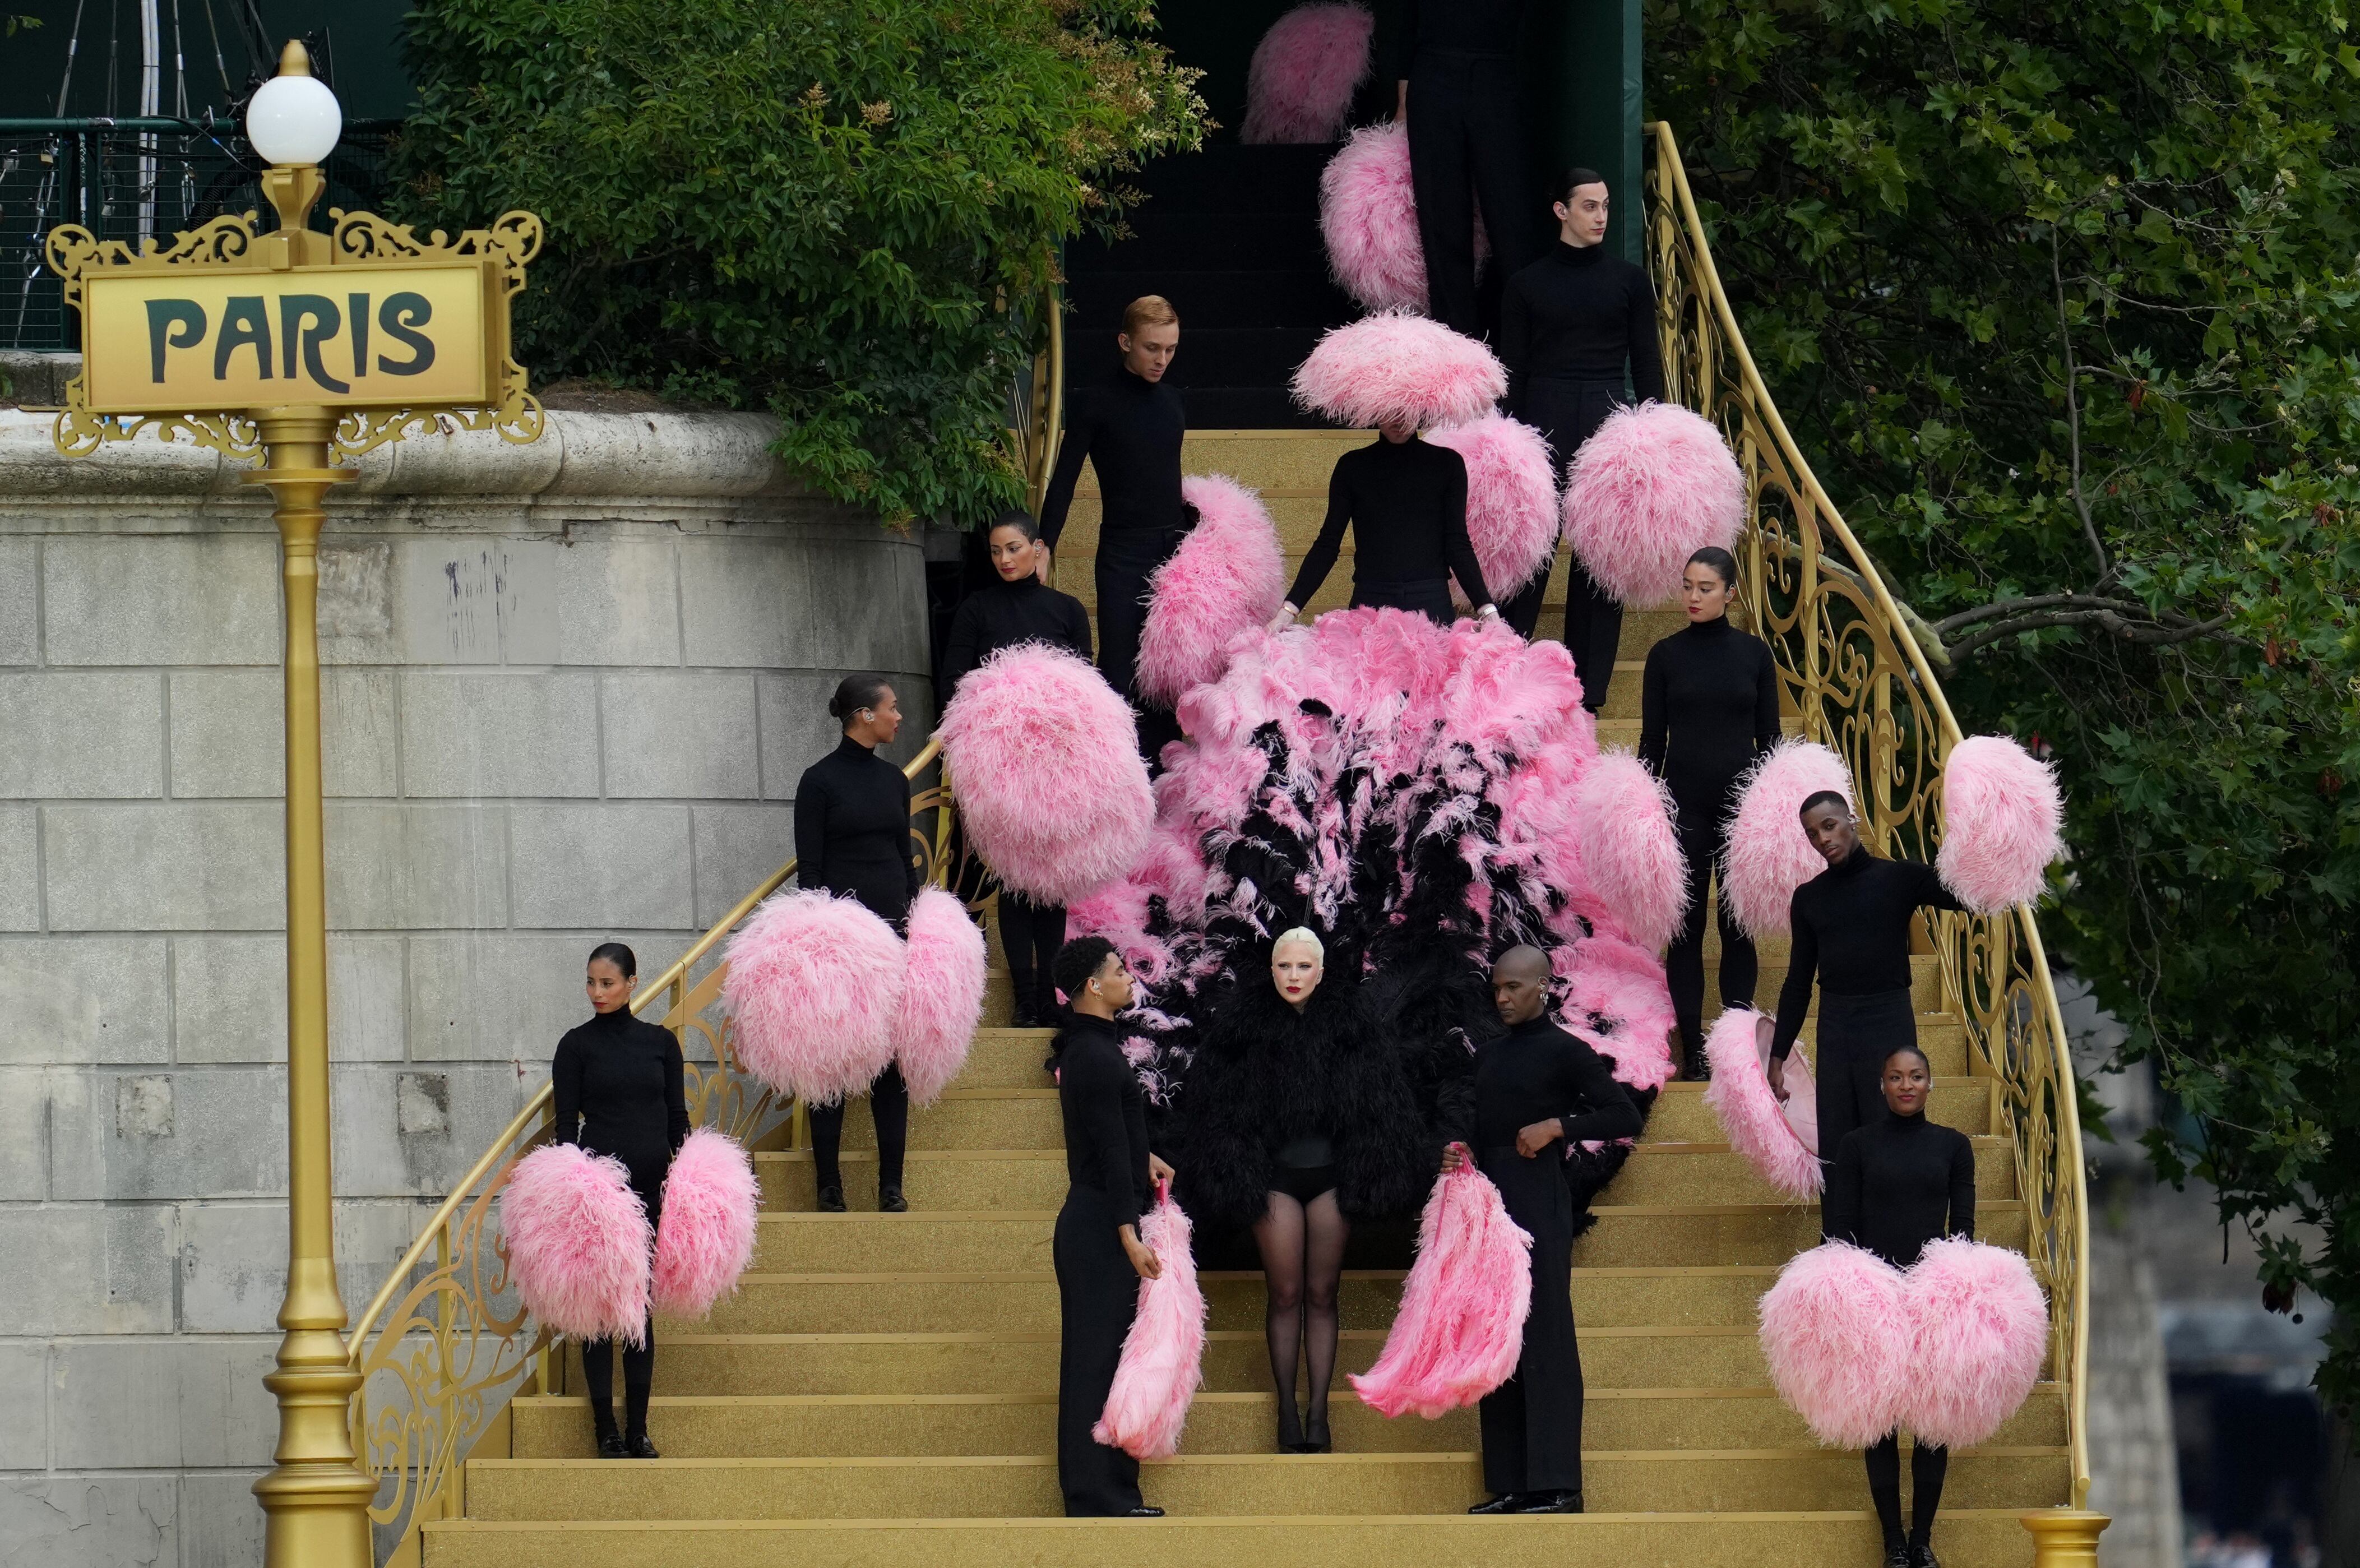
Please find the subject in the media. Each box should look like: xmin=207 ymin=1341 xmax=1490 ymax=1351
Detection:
xmin=1757 ymin=1241 xmax=1913 ymax=1449
xmin=1557 ymin=934 xmax=1677 ymax=1092
xmin=1240 ymin=3 xmax=1374 ymax=145
xmin=1352 ymin=1160 xmax=1533 ymax=1418
xmin=1292 ymin=311 xmax=1507 ymax=431
xmin=1093 ymin=1188 xmax=1207 ymax=1458
xmin=721 ymin=890 xmax=904 ymax=1107
xmin=1701 ymin=1007 xmax=1822 ymax=1200
xmin=1136 ymin=474 xmax=1287 ymax=706
xmin=1722 ymin=739 xmax=1852 ymax=939
xmin=1900 ymin=1238 xmax=2049 ymax=1450
xmin=893 ymin=887 xmax=987 ymax=1106
xmin=1937 ymin=735 xmax=2065 ymax=914
xmin=502 ymin=1142 xmax=652 ymax=1345
xmin=1572 ymin=750 xmax=1689 ymax=952
xmin=1431 ymin=413 xmax=1560 ymax=606
xmin=1562 ymin=401 xmax=1746 ymax=605
xmin=1320 ymin=123 xmax=1428 ymax=313
xmin=651 ymin=1128 xmax=758 ymax=1321
xmin=940 ymin=642 xmax=1155 ymax=905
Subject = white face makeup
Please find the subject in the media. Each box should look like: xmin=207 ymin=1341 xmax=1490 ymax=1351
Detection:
xmin=1272 ymin=941 xmax=1325 ymax=1005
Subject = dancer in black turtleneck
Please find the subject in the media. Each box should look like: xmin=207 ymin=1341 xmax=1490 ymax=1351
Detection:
xmin=1447 ymin=946 xmax=1641 ymax=1515
xmin=1276 ymin=429 xmax=1498 ymax=628
xmin=942 ymin=512 xmax=1094 ymax=1026
xmin=1499 ymin=171 xmax=1667 ymax=696
xmin=1826 ymin=1043 xmax=1976 ymax=1567
xmin=1391 ymin=0 xmax=1538 ymax=335
xmin=1038 ymin=299 xmax=1188 ymax=761
xmin=1639 ymin=548 xmax=1781 ymax=1078
xmin=794 ymin=674 xmax=922 ymax=1213
xmin=552 ymin=941 xmax=688 ymax=1459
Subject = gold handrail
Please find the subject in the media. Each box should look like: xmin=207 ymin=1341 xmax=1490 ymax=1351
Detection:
xmin=346 ymin=735 xmax=960 ymax=1566
xmin=1644 ymin=120 xmax=2091 ymax=1509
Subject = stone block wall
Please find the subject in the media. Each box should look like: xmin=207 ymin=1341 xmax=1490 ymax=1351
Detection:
xmin=0 ymin=406 xmax=934 ymax=1565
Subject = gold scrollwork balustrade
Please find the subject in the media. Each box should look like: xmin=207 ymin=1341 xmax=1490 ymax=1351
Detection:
xmin=345 ymin=736 xmax=989 ymax=1566
xmin=1644 ymin=121 xmax=2093 ymax=1510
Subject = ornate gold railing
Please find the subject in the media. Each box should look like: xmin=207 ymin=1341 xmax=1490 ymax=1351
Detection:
xmin=1012 ymin=276 xmax=1067 ymax=516
xmin=1644 ymin=121 xmax=2092 ymax=1508
xmin=346 ymin=736 xmax=978 ymax=1566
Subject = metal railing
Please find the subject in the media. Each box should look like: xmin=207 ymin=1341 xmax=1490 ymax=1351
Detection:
xmin=0 ymin=116 xmax=397 ymax=353
xmin=1644 ymin=119 xmax=2092 ymax=1506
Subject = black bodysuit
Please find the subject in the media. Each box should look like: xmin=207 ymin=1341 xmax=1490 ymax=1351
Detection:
xmin=940 ymin=575 xmax=1094 ymax=693
xmin=1771 ymin=853 xmax=1965 ymax=1061
xmin=1288 ymin=434 xmax=1492 ymax=621
xmin=1039 ymin=367 xmax=1188 ymax=551
xmin=1499 ymin=241 xmax=1667 ymax=422
xmin=795 ymin=734 xmax=920 ymax=928
xmin=551 ymin=1009 xmax=691 ymax=1201
xmin=1823 ymin=1111 xmax=1975 ymax=1268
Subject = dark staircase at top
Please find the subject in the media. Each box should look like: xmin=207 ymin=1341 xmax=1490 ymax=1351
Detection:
xmin=1065 ymin=142 xmax=1357 ymax=429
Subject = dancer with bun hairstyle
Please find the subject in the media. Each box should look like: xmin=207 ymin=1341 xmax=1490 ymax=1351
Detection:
xmin=794 ymin=674 xmax=920 ymax=1213
xmin=1639 ymin=545 xmax=1780 ymax=1079
xmin=1048 ymin=936 xmax=1175 ymax=1517
xmin=941 ymin=511 xmax=1095 ymax=1028
xmin=1827 ymin=1043 xmax=1976 ymax=1568
xmin=1268 ymin=428 xmax=1502 ymax=631
xmin=551 ymin=941 xmax=688 ymax=1458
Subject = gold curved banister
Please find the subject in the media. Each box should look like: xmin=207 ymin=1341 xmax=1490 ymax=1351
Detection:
xmin=1645 ymin=120 xmax=2091 ymax=1508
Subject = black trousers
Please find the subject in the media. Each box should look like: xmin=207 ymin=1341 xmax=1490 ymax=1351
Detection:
xmin=808 ymin=1062 xmax=910 ymax=1197
xmin=1351 ymin=575 xmax=1456 ymax=628
xmin=1054 ymin=1185 xmax=1145 ymax=1515
xmin=1095 ymin=525 xmax=1188 ymax=765
xmin=1668 ymin=787 xmax=1758 ymax=1060
xmin=1519 ymin=379 xmax=1632 ymax=703
xmin=1408 ymin=51 xmax=1537 ymax=337
xmin=999 ymin=891 xmax=1067 ymax=1010
xmin=580 ymin=1167 xmax=664 ymax=1439
xmin=1477 ymin=1142 xmax=1585 ymax=1496
xmin=1812 ymin=988 xmax=1917 ymax=1211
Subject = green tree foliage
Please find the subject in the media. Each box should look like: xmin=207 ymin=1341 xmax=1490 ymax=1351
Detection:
xmin=1646 ymin=0 xmax=2360 ymax=1401
xmin=395 ymin=0 xmax=1206 ymax=524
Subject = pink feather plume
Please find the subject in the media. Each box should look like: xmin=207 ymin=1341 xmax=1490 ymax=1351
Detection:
xmin=1900 ymin=1238 xmax=2049 ymax=1449
xmin=1572 ymin=750 xmax=1689 ymax=951
xmin=894 ymin=887 xmax=987 ymax=1106
xmin=1093 ymin=1188 xmax=1207 ymax=1458
xmin=1319 ymin=123 xmax=1428 ymax=314
xmin=1937 ymin=735 xmax=2065 ymax=914
xmin=1351 ymin=1160 xmax=1533 ymax=1418
xmin=651 ymin=1128 xmax=758 ymax=1320
xmin=1721 ymin=739 xmax=1852 ymax=940
xmin=1562 ymin=401 xmax=1746 ymax=605
xmin=1757 ymin=1240 xmax=1913 ymax=1449
xmin=940 ymin=642 xmax=1155 ymax=905
xmin=1701 ymin=1007 xmax=1822 ymax=1200
xmin=1136 ymin=474 xmax=1288 ymax=706
xmin=1240 ymin=3 xmax=1374 ymax=145
xmin=721 ymin=890 xmax=903 ymax=1106
xmin=1431 ymin=413 xmax=1560 ymax=607
xmin=1558 ymin=933 xmax=1677 ymax=1091
xmin=1292 ymin=311 xmax=1506 ymax=431
xmin=502 ymin=1142 xmax=651 ymax=1345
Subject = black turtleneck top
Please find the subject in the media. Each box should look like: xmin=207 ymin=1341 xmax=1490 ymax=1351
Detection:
xmin=1823 ymin=1111 xmax=1975 ymax=1265
xmin=1637 ymin=614 xmax=1782 ymax=815
xmin=1771 ymin=852 xmax=1965 ymax=1060
xmin=794 ymin=734 xmax=920 ymax=927
xmin=1499 ymin=241 xmax=1668 ymax=418
xmin=1053 ymin=1013 xmax=1154 ymax=1232
xmin=1039 ymin=364 xmax=1187 ymax=551
xmin=551 ymin=1009 xmax=690 ymax=1190
xmin=940 ymin=575 xmax=1094 ymax=696
xmin=1462 ymin=1015 xmax=1642 ymax=1154
xmin=1288 ymin=434 xmax=1492 ymax=609
xmin=1391 ymin=0 xmax=1527 ymax=73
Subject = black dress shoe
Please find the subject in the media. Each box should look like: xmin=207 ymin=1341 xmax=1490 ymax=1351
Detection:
xmin=878 ymin=1185 xmax=909 ymax=1214
xmin=1467 ymin=1493 xmax=1523 ymax=1514
xmin=1125 ymin=1505 xmax=1165 ymax=1518
xmin=1010 ymin=999 xmax=1040 ymax=1029
xmin=595 ymin=1430 xmax=627 ymax=1460
xmin=625 ymin=1433 xmax=660 ymax=1459
xmin=1908 ymin=1545 xmax=1941 ymax=1568
xmin=1302 ymin=1413 xmax=1331 ymax=1454
xmin=1512 ymin=1490 xmax=1581 ymax=1514
xmin=1882 ymin=1548 xmax=1912 ymax=1568
xmin=816 ymin=1183 xmax=846 ymax=1213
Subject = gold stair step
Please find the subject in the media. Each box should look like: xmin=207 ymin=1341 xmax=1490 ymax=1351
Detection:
xmin=1649 ymin=1076 xmax=1992 ymax=1140
xmin=757 ymin=1150 xmax=1068 ymax=1213
xmin=1613 ymin=1137 xmax=2015 ymax=1206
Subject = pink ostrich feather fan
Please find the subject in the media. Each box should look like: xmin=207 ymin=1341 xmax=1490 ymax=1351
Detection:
xmin=720 ymin=890 xmax=904 ymax=1107
xmin=1352 ymin=1160 xmax=1533 ymax=1418
xmin=1757 ymin=1241 xmax=1914 ymax=1449
xmin=1701 ymin=1007 xmax=1822 ymax=1200
xmin=651 ymin=1128 xmax=758 ymax=1321
xmin=1572 ymin=750 xmax=1689 ymax=952
xmin=502 ymin=1142 xmax=652 ymax=1345
xmin=1292 ymin=311 xmax=1506 ymax=431
xmin=1561 ymin=401 xmax=1746 ymax=605
xmin=1136 ymin=474 xmax=1288 ymax=706
xmin=1320 ymin=123 xmax=1427 ymax=313
xmin=940 ymin=642 xmax=1156 ymax=905
xmin=1937 ymin=735 xmax=2065 ymax=914
xmin=1094 ymin=1188 xmax=1207 ymax=1459
xmin=1900 ymin=1238 xmax=2049 ymax=1450
xmin=1722 ymin=740 xmax=1854 ymax=940
xmin=1241 ymin=3 xmax=1374 ymax=145
xmin=1431 ymin=413 xmax=1560 ymax=606
xmin=894 ymin=887 xmax=988 ymax=1106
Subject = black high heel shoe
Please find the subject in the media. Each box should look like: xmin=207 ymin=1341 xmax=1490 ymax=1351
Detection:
xmin=1274 ymin=1395 xmax=1306 ymax=1453
xmin=1302 ymin=1412 xmax=1331 ymax=1454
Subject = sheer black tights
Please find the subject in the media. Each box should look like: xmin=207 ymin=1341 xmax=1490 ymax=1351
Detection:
xmin=1252 ymin=1188 xmax=1350 ymax=1427
xmin=1864 ymin=1433 xmax=1949 ymax=1552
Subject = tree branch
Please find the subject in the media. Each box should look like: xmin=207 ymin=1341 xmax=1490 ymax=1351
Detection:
xmin=1944 ymin=607 xmax=2233 ymax=663
xmin=2053 ymin=228 xmax=2112 ymax=582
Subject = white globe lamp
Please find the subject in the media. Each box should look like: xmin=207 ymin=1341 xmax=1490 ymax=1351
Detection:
xmin=246 ymin=44 xmax=343 ymax=167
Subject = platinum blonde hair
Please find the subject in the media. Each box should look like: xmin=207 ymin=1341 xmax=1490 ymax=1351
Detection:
xmin=1272 ymin=927 xmax=1325 ymax=963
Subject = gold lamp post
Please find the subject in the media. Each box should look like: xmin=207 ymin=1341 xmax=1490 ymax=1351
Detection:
xmin=44 ymin=41 xmax=543 ymax=1568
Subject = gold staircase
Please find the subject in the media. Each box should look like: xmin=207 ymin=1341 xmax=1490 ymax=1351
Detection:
xmin=350 ymin=121 xmax=2094 ymax=1567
